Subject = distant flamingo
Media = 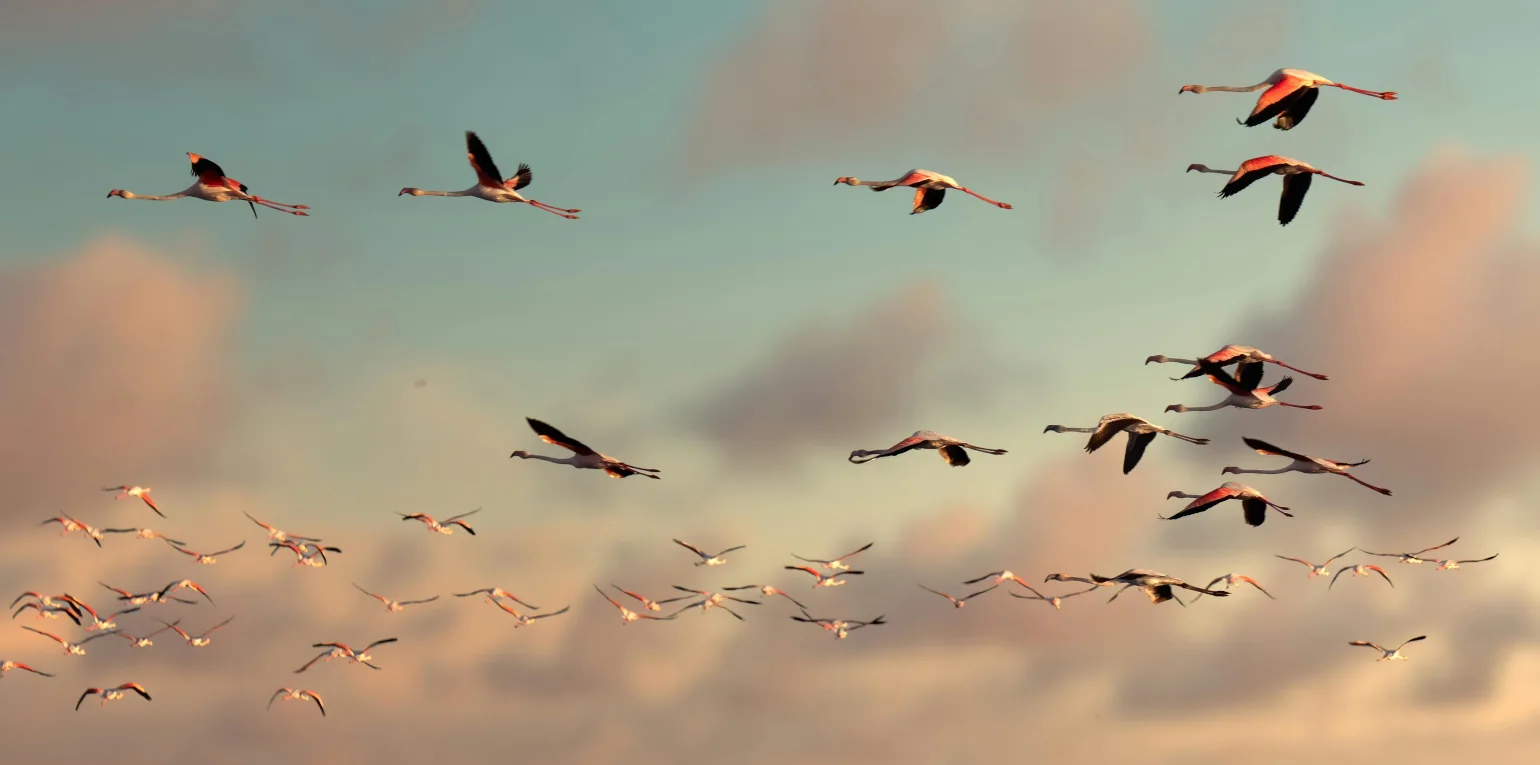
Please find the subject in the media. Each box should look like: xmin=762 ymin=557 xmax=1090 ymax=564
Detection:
xmin=102 ymin=486 xmax=163 ymax=517
xmin=918 ymin=584 xmax=998 ymax=609
xmin=1276 ymin=547 xmax=1357 ymax=579
xmin=0 ymin=660 xmax=52 ymax=678
xmin=1008 ymin=585 xmax=1096 ymax=610
xmin=1330 ymin=563 xmax=1394 ymax=589
xmin=1162 ymin=482 xmax=1293 ymax=527
xmin=1194 ymin=574 xmax=1274 ymax=601
xmin=1361 ymin=538 xmax=1459 ymax=565
xmin=848 ymin=432 xmax=1007 ymax=467
xmin=1146 ymin=344 xmax=1328 ymax=382
xmin=398 ymin=509 xmax=480 ymax=536
xmin=168 ymin=540 xmax=246 ymax=564
xmin=268 ymin=688 xmax=326 ymax=716
xmin=76 ymin=683 xmax=151 ymax=710
xmin=1430 ymin=554 xmax=1499 ymax=571
xmin=1179 ymin=69 xmax=1396 ymax=130
xmin=834 ymin=170 xmax=1013 ymax=215
xmin=399 ymin=131 xmax=580 ymax=219
xmin=784 ymin=566 xmax=862 ymax=589
xmin=1350 ymin=635 xmax=1426 ymax=662
xmin=1187 ymin=157 xmax=1364 ymax=226
xmin=1043 ymin=414 xmax=1209 ymax=474
xmin=593 ymin=585 xmax=677 ymax=625
xmin=1165 ymin=360 xmax=1321 ymax=414
xmin=1224 ymin=437 xmax=1391 ymax=496
xmin=721 ymin=584 xmax=807 ymax=610
xmin=791 ymin=542 xmax=874 ymax=571
xmin=108 ymin=153 xmax=308 ymax=217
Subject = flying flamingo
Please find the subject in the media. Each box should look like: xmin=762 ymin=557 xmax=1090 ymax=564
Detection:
xmin=593 ymin=585 xmax=677 ymax=625
xmin=918 ymin=584 xmax=998 ymax=609
xmin=1330 ymin=564 xmax=1394 ymax=589
xmin=1008 ymin=585 xmax=1097 ymax=610
xmin=1276 ymin=547 xmax=1357 ymax=579
xmin=1187 ymin=157 xmax=1364 ymax=226
xmin=21 ymin=626 xmax=117 ymax=656
xmin=1162 ymin=483 xmax=1293 ymax=527
xmin=159 ymin=616 xmax=234 ymax=648
xmin=1349 ymin=635 xmax=1426 ymax=662
xmin=167 ymin=540 xmax=245 ymax=564
xmin=1090 ymin=570 xmax=1231 ymax=606
xmin=99 ymin=583 xmax=198 ymax=608
xmin=101 ymin=527 xmax=184 ymax=545
xmin=102 ymin=486 xmax=163 ymax=517
xmin=721 ymin=584 xmax=808 ymax=610
xmin=1146 ymin=345 xmax=1328 ymax=382
xmin=1044 ymin=414 xmax=1209 ymax=474
xmin=399 ymin=131 xmax=579 ymax=218
xmin=270 ymin=540 xmax=341 ymax=567
xmin=57 ymin=595 xmax=139 ymax=631
xmin=511 ymin=418 xmax=660 ymax=479
xmin=667 ymin=587 xmax=761 ymax=620
xmin=268 ymin=688 xmax=326 ymax=716
xmin=962 ymin=570 xmax=1032 ymax=589
xmin=610 ymin=585 xmax=668 ymax=612
xmin=296 ymin=638 xmax=398 ymax=673
xmin=1430 ymin=554 xmax=1498 ymax=571
xmin=453 ymin=587 xmax=540 ymax=611
xmin=244 ymin=512 xmax=321 ymax=544
xmin=1165 ymin=360 xmax=1321 ymax=414
xmin=673 ymin=539 xmax=746 ymax=567
xmin=790 ymin=611 xmax=887 ymax=640
xmin=848 ymin=431 xmax=1008 ymax=467
xmin=40 ymin=515 xmax=105 ymax=547
xmin=76 ymin=683 xmax=151 ymax=710
xmin=12 ymin=602 xmax=80 ymax=625
xmin=398 ymin=508 xmax=480 ymax=536
xmin=785 ymin=566 xmax=863 ymax=588
xmin=494 ymin=602 xmax=571 ymax=628
xmin=833 ymin=170 xmax=1013 ymax=215
xmin=1224 ymin=437 xmax=1392 ymax=496
xmin=10 ymin=592 xmax=68 ymax=611
xmin=790 ymin=542 xmax=874 ymax=571
xmin=155 ymin=580 xmax=215 ymax=606
xmin=1193 ymin=574 xmax=1274 ymax=602
xmin=107 ymin=153 xmax=308 ymax=217
xmin=1361 ymin=538 xmax=1460 ymax=565
xmin=0 ymin=660 xmax=53 ymax=678
xmin=115 ymin=621 xmax=182 ymax=649
xmin=352 ymin=584 xmax=439 ymax=613
xmin=1178 ymin=69 xmax=1396 ymax=130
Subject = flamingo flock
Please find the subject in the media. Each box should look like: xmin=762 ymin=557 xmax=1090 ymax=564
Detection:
xmin=13 ymin=54 xmax=1481 ymax=728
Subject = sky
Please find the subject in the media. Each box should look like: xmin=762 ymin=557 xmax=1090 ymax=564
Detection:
xmin=2 ymin=0 xmax=1540 ymax=762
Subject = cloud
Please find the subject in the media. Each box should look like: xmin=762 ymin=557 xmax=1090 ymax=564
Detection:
xmin=688 ymin=281 xmax=1014 ymax=470
xmin=0 ymin=236 xmax=243 ymax=523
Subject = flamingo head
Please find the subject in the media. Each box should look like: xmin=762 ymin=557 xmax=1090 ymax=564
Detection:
xmin=1220 ymin=467 xmax=1240 ymax=475
xmin=1164 ymin=405 xmax=1187 ymax=413
xmin=107 ymin=189 xmax=125 ymax=198
xmin=509 ymin=450 xmax=529 ymax=459
xmin=398 ymin=187 xmax=422 ymax=196
xmin=1178 ymin=84 xmax=1206 ymax=94
xmin=833 ymin=177 xmax=858 ymax=186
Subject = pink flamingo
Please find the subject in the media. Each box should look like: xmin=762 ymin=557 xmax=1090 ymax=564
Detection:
xmin=1179 ymin=69 xmax=1396 ymax=130
xmin=399 ymin=132 xmax=580 ymax=219
xmin=834 ymin=170 xmax=1013 ymax=215
xmin=1187 ymin=156 xmax=1364 ymax=226
xmin=108 ymin=154 xmax=308 ymax=217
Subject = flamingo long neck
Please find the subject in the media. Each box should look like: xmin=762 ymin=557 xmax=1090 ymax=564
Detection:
xmin=121 ymin=191 xmax=188 ymax=201
xmin=524 ymin=453 xmax=581 ymax=466
xmin=1055 ymin=427 xmax=1096 ymax=433
xmin=413 ymin=188 xmax=473 ymax=197
xmin=1177 ymin=402 xmax=1230 ymax=412
xmin=1228 ymin=467 xmax=1292 ymax=475
xmin=1201 ymin=82 xmax=1269 ymax=93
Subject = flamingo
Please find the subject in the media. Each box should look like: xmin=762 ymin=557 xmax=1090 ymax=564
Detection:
xmin=1194 ymin=574 xmax=1274 ymax=602
xmin=40 ymin=515 xmax=105 ymax=547
xmin=1276 ymin=547 xmax=1357 ymax=579
xmin=593 ymin=585 xmax=677 ymax=624
xmin=22 ymin=626 xmax=117 ymax=656
xmin=963 ymin=570 xmax=1033 ymax=589
xmin=1145 ymin=345 xmax=1328 ymax=382
xmin=1361 ymin=538 xmax=1460 ymax=565
xmin=511 ymin=418 xmax=659 ymax=479
xmin=99 ymin=582 xmax=198 ymax=608
xmin=673 ymin=539 xmax=746 ymax=567
xmin=155 ymin=580 xmax=215 ymax=606
xmin=12 ymin=602 xmax=81 ymax=625
xmin=101 ymin=527 xmax=184 ymax=545
xmin=453 ymin=587 xmax=539 ymax=611
xmin=1008 ymin=585 xmax=1097 ymax=610
xmin=1043 ymin=414 xmax=1209 ymax=474
xmin=668 ymin=587 xmax=761 ymax=619
xmin=296 ymin=638 xmax=398 ymax=673
xmin=57 ymin=595 xmax=139 ymax=631
xmin=399 ymin=131 xmax=579 ymax=218
xmin=790 ymin=611 xmax=887 ymax=640
xmin=268 ymin=688 xmax=326 ymax=716
xmin=244 ymin=512 xmax=321 ymax=544
xmin=918 ymin=584 xmax=998 ymax=609
xmin=1330 ymin=564 xmax=1394 ymax=589
xmin=1090 ymin=570 xmax=1231 ymax=606
xmin=115 ymin=621 xmax=182 ymax=649
xmin=1165 ymin=360 xmax=1321 ymax=414
xmin=790 ymin=542 xmax=874 ymax=572
xmin=102 ymin=485 xmax=164 ymax=517
xmin=398 ymin=508 xmax=480 ymax=536
xmin=269 ymin=540 xmax=340 ymax=567
xmin=1349 ymin=635 xmax=1426 ymax=662
xmin=610 ymin=585 xmax=668 ymax=612
xmin=9 ymin=592 xmax=68 ymax=611
xmin=721 ymin=584 xmax=808 ymax=610
xmin=76 ymin=683 xmax=151 ymax=710
xmin=107 ymin=153 xmax=308 ymax=217
xmin=848 ymin=431 xmax=1007 ymax=467
xmin=159 ymin=616 xmax=234 ymax=647
xmin=353 ymin=584 xmax=439 ymax=613
xmin=168 ymin=540 xmax=246 ymax=564
xmin=1430 ymin=554 xmax=1499 ymax=571
xmin=1161 ymin=483 xmax=1293 ymax=527
xmin=0 ymin=660 xmax=53 ymax=678
xmin=833 ymin=170 xmax=1012 ymax=215
xmin=1225 ymin=437 xmax=1392 ymax=495
xmin=1178 ymin=69 xmax=1396 ymax=130
xmin=495 ymin=602 xmax=571 ymax=628
xmin=1187 ymin=157 xmax=1364 ymax=226
xmin=785 ymin=566 xmax=863 ymax=588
